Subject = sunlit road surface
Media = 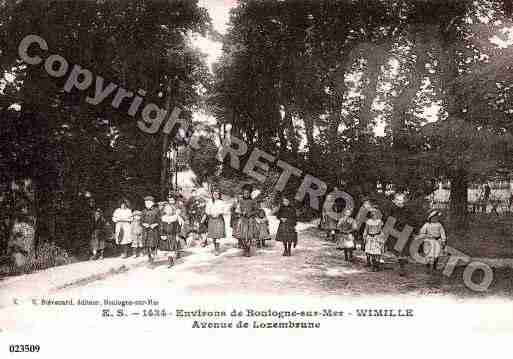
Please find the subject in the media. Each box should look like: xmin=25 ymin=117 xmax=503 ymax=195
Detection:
xmin=1 ymin=220 xmax=512 ymax=358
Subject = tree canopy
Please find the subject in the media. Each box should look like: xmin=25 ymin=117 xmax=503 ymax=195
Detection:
xmin=210 ymin=0 xmax=513 ymax=227
xmin=0 ymin=0 xmax=211 ymax=252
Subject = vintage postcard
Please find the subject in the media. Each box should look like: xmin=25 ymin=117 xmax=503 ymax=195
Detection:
xmin=1 ymin=0 xmax=512 ymax=357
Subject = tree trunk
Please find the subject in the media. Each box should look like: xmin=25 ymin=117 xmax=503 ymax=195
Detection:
xmin=278 ymin=125 xmax=288 ymax=152
xmin=359 ymin=51 xmax=381 ymax=135
xmin=449 ymin=169 xmax=468 ymax=229
xmin=160 ymin=77 xmax=179 ymax=198
xmin=160 ymin=133 xmax=171 ymax=198
xmin=303 ymin=113 xmax=317 ymax=161
xmin=392 ymin=28 xmax=429 ymax=147
xmin=287 ymin=112 xmax=300 ymax=154
xmin=278 ymin=107 xmax=289 ymax=152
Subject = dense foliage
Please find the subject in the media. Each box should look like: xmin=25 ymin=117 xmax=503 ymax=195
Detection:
xmin=210 ymin=0 xmax=513 ymax=227
xmin=0 ymin=0 xmax=211 ymax=255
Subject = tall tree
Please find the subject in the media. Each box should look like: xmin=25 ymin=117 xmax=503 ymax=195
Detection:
xmin=0 ymin=0 xmax=211 ymax=253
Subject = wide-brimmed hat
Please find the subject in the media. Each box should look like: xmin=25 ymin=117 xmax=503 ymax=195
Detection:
xmin=392 ymin=193 xmax=406 ymax=207
xmin=143 ymin=195 xmax=155 ymax=202
xmin=427 ymin=210 xmax=441 ymax=220
xmin=241 ymin=183 xmax=253 ymax=192
xmin=369 ymin=206 xmax=379 ymax=213
xmin=369 ymin=206 xmax=382 ymax=218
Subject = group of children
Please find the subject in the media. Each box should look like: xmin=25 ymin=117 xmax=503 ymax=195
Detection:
xmin=228 ymin=184 xmax=273 ymax=257
xmin=330 ymin=201 xmax=448 ymax=274
xmin=91 ymin=187 xmax=449 ymax=275
xmin=89 ymin=194 xmax=191 ymax=267
xmin=94 ymin=186 xmax=275 ymax=265
xmin=231 ymin=199 xmax=272 ymax=251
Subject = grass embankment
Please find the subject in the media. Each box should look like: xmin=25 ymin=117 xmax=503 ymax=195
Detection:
xmin=447 ymin=214 xmax=513 ymax=258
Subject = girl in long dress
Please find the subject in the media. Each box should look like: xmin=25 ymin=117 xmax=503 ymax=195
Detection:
xmin=274 ymin=197 xmax=298 ymax=257
xmin=336 ymin=208 xmax=357 ymax=262
xmin=141 ymin=196 xmax=160 ymax=263
xmin=235 ymin=184 xmax=259 ymax=257
xmin=185 ymin=189 xmax=207 ymax=247
xmin=7 ymin=212 xmax=35 ymax=272
xmin=176 ymin=195 xmax=189 ymax=248
xmin=363 ymin=208 xmax=385 ymax=271
xmin=160 ymin=200 xmax=182 ymax=267
xmin=230 ymin=195 xmax=242 ymax=248
xmin=357 ymin=197 xmax=373 ymax=255
xmin=418 ymin=210 xmax=447 ymax=273
xmin=204 ymin=189 xmax=226 ymax=255
xmin=254 ymin=209 xmax=271 ymax=248
xmin=130 ymin=210 xmax=144 ymax=257
xmin=90 ymin=208 xmax=107 ymax=260
xmin=112 ymin=199 xmax=133 ymax=258
xmin=322 ymin=188 xmax=340 ymax=241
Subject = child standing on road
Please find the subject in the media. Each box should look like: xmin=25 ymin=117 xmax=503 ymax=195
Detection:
xmin=363 ymin=208 xmax=385 ymax=271
xmin=336 ymin=209 xmax=357 ymax=262
xmin=160 ymin=202 xmax=180 ymax=267
xmin=130 ymin=211 xmax=144 ymax=257
xmin=254 ymin=209 xmax=271 ymax=248
xmin=204 ymin=189 xmax=227 ymax=256
xmin=231 ymin=195 xmax=242 ymax=248
xmin=90 ymin=208 xmax=107 ymax=260
xmin=418 ymin=210 xmax=447 ymax=273
xmin=185 ymin=189 xmax=207 ymax=247
xmin=274 ymin=197 xmax=298 ymax=257
xmin=112 ymin=199 xmax=133 ymax=258
xmin=141 ymin=196 xmax=160 ymax=263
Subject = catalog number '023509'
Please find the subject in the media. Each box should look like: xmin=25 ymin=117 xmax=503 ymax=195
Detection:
xmin=9 ymin=344 xmax=40 ymax=353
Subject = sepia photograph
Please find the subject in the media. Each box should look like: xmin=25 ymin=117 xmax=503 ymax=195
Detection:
xmin=1 ymin=0 xmax=513 ymax=357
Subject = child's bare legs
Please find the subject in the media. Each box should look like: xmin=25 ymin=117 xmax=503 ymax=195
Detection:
xmin=243 ymin=239 xmax=252 ymax=257
xmin=344 ymin=248 xmax=353 ymax=262
xmin=213 ymin=238 xmax=221 ymax=255
xmin=365 ymin=254 xmax=372 ymax=267
xmin=371 ymin=255 xmax=381 ymax=271
xmin=284 ymin=241 xmax=292 ymax=256
xmin=147 ymin=245 xmax=156 ymax=262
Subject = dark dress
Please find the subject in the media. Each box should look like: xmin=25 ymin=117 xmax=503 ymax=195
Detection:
xmin=90 ymin=215 xmax=107 ymax=252
xmin=160 ymin=220 xmax=179 ymax=251
xmin=384 ymin=203 xmax=415 ymax=258
xmin=236 ymin=197 xmax=259 ymax=247
xmin=176 ymin=202 xmax=189 ymax=240
xmin=275 ymin=205 xmax=297 ymax=244
xmin=230 ymin=201 xmax=241 ymax=236
xmin=207 ymin=216 xmax=225 ymax=239
xmin=186 ymin=196 xmax=207 ymax=234
xmin=206 ymin=200 xmax=226 ymax=239
xmin=142 ymin=206 xmax=160 ymax=248
xmin=356 ymin=210 xmax=371 ymax=249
